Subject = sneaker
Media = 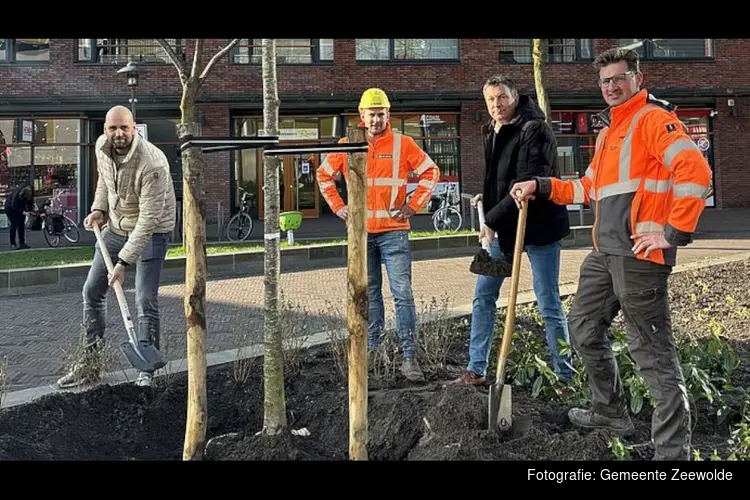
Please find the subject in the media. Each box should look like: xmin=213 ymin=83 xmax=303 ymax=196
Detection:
xmin=56 ymin=361 xmax=101 ymax=389
xmin=568 ymin=407 xmax=634 ymax=436
xmin=135 ymin=371 xmax=153 ymax=387
xmin=400 ymin=358 xmax=425 ymax=383
xmin=451 ymin=369 xmax=486 ymax=386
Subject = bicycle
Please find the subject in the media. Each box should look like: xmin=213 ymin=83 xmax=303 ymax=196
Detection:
xmin=427 ymin=184 xmax=463 ymax=232
xmin=226 ymin=186 xmax=256 ymax=242
xmin=31 ymin=190 xmax=81 ymax=247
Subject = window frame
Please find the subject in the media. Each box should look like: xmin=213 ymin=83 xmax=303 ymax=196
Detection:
xmin=355 ymin=39 xmax=461 ymax=64
xmin=618 ymin=39 xmax=715 ymax=61
xmin=0 ymin=38 xmax=51 ymax=64
xmin=498 ymin=39 xmax=594 ymax=64
xmin=229 ymin=39 xmax=334 ymax=66
xmin=74 ymin=38 xmax=185 ymax=65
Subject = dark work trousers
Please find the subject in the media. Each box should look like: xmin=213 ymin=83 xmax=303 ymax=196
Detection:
xmin=568 ymin=250 xmax=690 ymax=461
xmin=7 ymin=210 xmax=26 ymax=247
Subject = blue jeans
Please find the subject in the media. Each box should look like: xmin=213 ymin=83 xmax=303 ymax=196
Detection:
xmin=82 ymin=226 xmax=169 ymax=354
xmin=367 ymin=230 xmax=417 ymax=359
xmin=468 ymin=238 xmax=573 ymax=382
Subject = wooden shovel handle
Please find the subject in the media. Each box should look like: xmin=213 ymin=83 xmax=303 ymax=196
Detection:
xmin=495 ymin=190 xmax=528 ymax=380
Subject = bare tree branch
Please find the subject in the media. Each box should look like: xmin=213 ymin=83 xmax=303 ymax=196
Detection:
xmin=618 ymin=38 xmax=664 ymax=51
xmin=155 ymin=38 xmax=187 ymax=77
xmin=200 ymin=38 xmax=241 ymax=80
xmin=190 ymin=39 xmax=205 ymax=80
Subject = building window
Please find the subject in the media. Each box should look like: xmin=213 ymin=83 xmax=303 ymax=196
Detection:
xmin=76 ymin=39 xmax=184 ymax=64
xmin=230 ymin=39 xmax=334 ymax=64
xmin=0 ymin=39 xmax=50 ymax=63
xmin=617 ymin=39 xmax=714 ymax=59
xmin=356 ymin=39 xmax=459 ymax=61
xmin=498 ymin=39 xmax=593 ymax=63
xmin=232 ymin=115 xmax=340 ymax=217
xmin=0 ymin=118 xmax=84 ymax=225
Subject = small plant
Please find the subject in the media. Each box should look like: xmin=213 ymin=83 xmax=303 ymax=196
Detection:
xmin=231 ymin=325 xmax=258 ymax=387
xmin=608 ymin=436 xmax=632 ymax=460
xmin=416 ymin=294 xmax=460 ymax=375
xmin=726 ymin=414 xmax=750 ymax=460
xmin=692 ymin=448 xmax=723 ymax=461
xmin=59 ymin=322 xmax=119 ymax=387
xmin=369 ymin=330 xmax=401 ymax=382
xmin=326 ymin=327 xmax=349 ymax=382
xmin=278 ymin=292 xmax=312 ymax=377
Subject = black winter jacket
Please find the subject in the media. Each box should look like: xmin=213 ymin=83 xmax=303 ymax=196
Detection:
xmin=482 ymin=94 xmax=570 ymax=253
xmin=3 ymin=185 xmax=33 ymax=215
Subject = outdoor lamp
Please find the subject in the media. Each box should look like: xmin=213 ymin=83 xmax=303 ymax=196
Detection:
xmin=117 ymin=61 xmax=139 ymax=119
xmin=117 ymin=61 xmax=139 ymax=87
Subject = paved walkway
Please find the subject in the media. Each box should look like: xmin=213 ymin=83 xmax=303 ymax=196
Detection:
xmin=1 ymin=235 xmax=750 ymax=394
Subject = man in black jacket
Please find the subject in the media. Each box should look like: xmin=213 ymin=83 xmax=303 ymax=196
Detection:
xmin=453 ymin=75 xmax=573 ymax=387
xmin=4 ymin=184 xmax=33 ymax=250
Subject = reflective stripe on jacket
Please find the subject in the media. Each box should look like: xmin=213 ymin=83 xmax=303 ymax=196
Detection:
xmin=541 ymin=89 xmax=711 ymax=266
xmin=316 ymin=122 xmax=440 ymax=234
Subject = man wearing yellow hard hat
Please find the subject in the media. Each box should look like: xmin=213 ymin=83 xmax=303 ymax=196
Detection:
xmin=316 ymin=88 xmax=441 ymax=383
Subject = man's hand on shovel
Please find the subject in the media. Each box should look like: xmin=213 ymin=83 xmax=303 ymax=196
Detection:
xmin=478 ymin=223 xmax=496 ymax=248
xmin=108 ymin=261 xmax=127 ymax=288
xmin=510 ymin=180 xmax=537 ymax=208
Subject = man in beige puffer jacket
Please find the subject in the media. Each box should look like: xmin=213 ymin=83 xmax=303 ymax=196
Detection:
xmin=57 ymin=105 xmax=176 ymax=389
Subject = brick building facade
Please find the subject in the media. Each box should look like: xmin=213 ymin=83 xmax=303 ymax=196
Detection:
xmin=0 ymin=38 xmax=747 ymax=230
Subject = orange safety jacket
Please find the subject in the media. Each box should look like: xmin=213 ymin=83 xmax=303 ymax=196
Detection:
xmin=316 ymin=122 xmax=441 ymax=234
xmin=537 ymin=89 xmax=712 ymax=267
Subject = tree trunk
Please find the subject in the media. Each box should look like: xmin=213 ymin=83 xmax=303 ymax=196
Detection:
xmin=261 ymin=38 xmax=287 ymax=435
xmin=177 ymin=107 xmax=208 ymax=460
xmin=532 ymin=39 xmax=552 ymax=125
xmin=345 ymin=126 xmax=369 ymax=460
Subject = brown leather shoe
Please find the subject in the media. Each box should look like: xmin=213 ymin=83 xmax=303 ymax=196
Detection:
xmin=452 ymin=369 xmax=486 ymax=386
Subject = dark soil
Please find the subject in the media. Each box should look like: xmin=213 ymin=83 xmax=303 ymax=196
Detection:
xmin=1 ymin=258 xmax=748 ymax=461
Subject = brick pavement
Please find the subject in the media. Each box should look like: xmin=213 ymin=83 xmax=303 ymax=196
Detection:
xmin=1 ymin=237 xmax=750 ymax=393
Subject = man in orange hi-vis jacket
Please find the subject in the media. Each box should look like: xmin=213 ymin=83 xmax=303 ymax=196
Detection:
xmin=316 ymin=88 xmax=440 ymax=383
xmin=512 ymin=48 xmax=712 ymax=460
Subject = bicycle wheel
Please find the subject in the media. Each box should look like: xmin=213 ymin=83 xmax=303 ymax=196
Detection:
xmin=433 ymin=207 xmax=462 ymax=232
xmin=62 ymin=216 xmax=80 ymax=243
xmin=226 ymin=212 xmax=253 ymax=242
xmin=43 ymin=222 xmax=60 ymax=247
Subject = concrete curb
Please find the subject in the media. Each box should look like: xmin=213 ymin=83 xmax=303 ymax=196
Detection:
xmin=3 ymin=249 xmax=748 ymax=411
xmin=0 ymin=227 xmax=595 ymax=297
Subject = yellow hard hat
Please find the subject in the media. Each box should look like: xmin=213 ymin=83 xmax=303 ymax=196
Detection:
xmin=359 ymin=88 xmax=391 ymax=110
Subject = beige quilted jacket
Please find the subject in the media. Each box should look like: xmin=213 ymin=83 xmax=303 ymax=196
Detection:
xmin=91 ymin=133 xmax=176 ymax=264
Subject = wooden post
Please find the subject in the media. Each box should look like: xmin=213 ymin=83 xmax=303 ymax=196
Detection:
xmin=346 ymin=126 xmax=368 ymax=461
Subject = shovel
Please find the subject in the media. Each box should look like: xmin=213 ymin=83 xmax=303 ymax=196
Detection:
xmin=91 ymin=223 xmax=167 ymax=373
xmin=469 ymin=200 xmax=512 ymax=278
xmin=488 ymin=191 xmax=528 ymax=431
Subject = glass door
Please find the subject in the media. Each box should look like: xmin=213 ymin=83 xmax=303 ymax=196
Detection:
xmin=282 ymin=154 xmax=319 ymax=217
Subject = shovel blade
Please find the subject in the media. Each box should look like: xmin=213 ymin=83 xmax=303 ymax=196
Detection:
xmin=120 ymin=341 xmax=166 ymax=372
xmin=488 ymin=382 xmax=513 ymax=431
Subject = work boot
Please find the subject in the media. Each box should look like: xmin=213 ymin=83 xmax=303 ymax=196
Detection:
xmin=56 ymin=361 xmax=101 ymax=389
xmin=451 ymin=369 xmax=486 ymax=386
xmin=400 ymin=358 xmax=425 ymax=383
xmin=135 ymin=371 xmax=153 ymax=387
xmin=568 ymin=407 xmax=634 ymax=436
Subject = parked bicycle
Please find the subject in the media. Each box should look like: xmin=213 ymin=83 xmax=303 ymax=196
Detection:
xmin=226 ymin=186 xmax=256 ymax=242
xmin=28 ymin=190 xmax=80 ymax=247
xmin=427 ymin=183 xmax=463 ymax=232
